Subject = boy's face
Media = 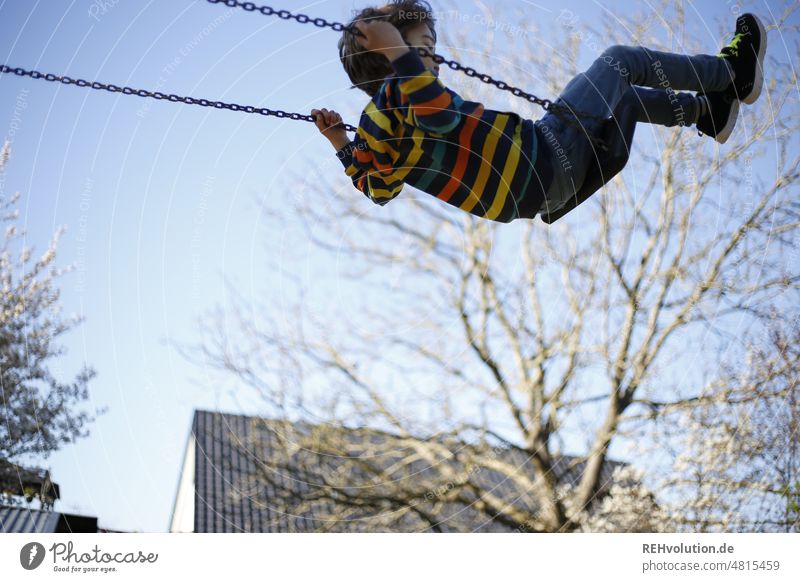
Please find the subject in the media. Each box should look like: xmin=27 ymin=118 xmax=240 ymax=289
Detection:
xmin=403 ymin=23 xmax=439 ymax=77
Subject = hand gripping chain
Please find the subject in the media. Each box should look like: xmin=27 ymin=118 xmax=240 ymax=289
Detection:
xmin=0 ymin=1 xmax=610 ymax=147
xmin=207 ymin=0 xmax=610 ymax=148
xmin=0 ymin=64 xmax=359 ymax=132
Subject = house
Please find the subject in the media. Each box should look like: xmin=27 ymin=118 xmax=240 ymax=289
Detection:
xmin=170 ymin=409 xmax=632 ymax=532
xmin=0 ymin=460 xmax=120 ymax=533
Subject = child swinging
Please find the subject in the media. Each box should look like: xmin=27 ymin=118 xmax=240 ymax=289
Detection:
xmin=312 ymin=1 xmax=766 ymax=223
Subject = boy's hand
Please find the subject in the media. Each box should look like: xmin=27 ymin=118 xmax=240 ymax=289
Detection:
xmin=311 ymin=108 xmax=350 ymax=151
xmin=353 ymin=19 xmax=410 ymax=62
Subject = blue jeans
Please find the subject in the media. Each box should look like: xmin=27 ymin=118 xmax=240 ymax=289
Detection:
xmin=535 ymin=44 xmax=735 ymax=213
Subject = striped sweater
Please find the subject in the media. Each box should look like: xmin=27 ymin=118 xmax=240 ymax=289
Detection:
xmin=336 ymin=48 xmax=553 ymax=223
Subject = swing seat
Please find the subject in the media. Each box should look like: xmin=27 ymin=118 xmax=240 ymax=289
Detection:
xmin=540 ymin=104 xmax=638 ymax=224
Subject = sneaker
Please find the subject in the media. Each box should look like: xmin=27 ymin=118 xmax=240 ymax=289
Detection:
xmin=718 ymin=13 xmax=767 ymax=104
xmin=696 ymin=89 xmax=739 ymax=144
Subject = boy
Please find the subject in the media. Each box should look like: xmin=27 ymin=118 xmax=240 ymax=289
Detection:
xmin=312 ymin=1 xmax=766 ymax=223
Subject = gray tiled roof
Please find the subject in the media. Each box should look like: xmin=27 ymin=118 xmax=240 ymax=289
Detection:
xmin=0 ymin=506 xmax=61 ymax=533
xmin=189 ymin=409 xmax=628 ymax=532
xmin=0 ymin=506 xmax=98 ymax=533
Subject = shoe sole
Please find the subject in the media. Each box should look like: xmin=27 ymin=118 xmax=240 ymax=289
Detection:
xmin=716 ymin=97 xmax=739 ymax=144
xmin=742 ymin=14 xmax=767 ymax=104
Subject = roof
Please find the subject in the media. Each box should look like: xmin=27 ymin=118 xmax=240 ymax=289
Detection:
xmin=0 ymin=506 xmax=98 ymax=533
xmin=181 ymin=409 xmax=629 ymax=532
xmin=0 ymin=506 xmax=60 ymax=533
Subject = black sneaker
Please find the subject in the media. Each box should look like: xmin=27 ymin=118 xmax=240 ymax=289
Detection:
xmin=696 ymin=89 xmax=739 ymax=144
xmin=718 ymin=13 xmax=767 ymax=104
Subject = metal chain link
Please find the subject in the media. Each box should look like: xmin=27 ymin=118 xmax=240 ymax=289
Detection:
xmin=414 ymin=47 xmax=609 ymax=146
xmin=0 ymin=1 xmax=610 ymax=147
xmin=207 ymin=0 xmax=366 ymax=38
xmin=0 ymin=64 xmax=358 ymax=132
xmin=209 ymin=0 xmax=611 ymax=148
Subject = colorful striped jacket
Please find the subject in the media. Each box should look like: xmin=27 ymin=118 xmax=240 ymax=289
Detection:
xmin=336 ymin=48 xmax=553 ymax=223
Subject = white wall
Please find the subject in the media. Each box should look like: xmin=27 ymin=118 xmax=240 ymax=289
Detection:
xmin=169 ymin=434 xmax=196 ymax=533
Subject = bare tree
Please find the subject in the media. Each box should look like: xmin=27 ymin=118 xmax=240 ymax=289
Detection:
xmin=646 ymin=308 xmax=800 ymax=532
xmin=180 ymin=1 xmax=800 ymax=531
xmin=0 ymin=141 xmax=99 ymax=507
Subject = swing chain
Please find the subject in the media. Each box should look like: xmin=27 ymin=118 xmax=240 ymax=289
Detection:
xmin=210 ymin=0 xmax=610 ymax=147
xmin=208 ymin=0 xmax=366 ymax=38
xmin=415 ymin=47 xmax=608 ymax=147
xmin=0 ymin=64 xmax=359 ymax=132
xmin=1 ymin=1 xmax=609 ymax=146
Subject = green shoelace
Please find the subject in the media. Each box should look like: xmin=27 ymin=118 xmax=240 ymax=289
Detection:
xmin=718 ymin=33 xmax=744 ymax=58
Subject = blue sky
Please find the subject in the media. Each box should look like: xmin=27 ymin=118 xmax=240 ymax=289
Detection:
xmin=1 ymin=0 xmax=796 ymax=532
